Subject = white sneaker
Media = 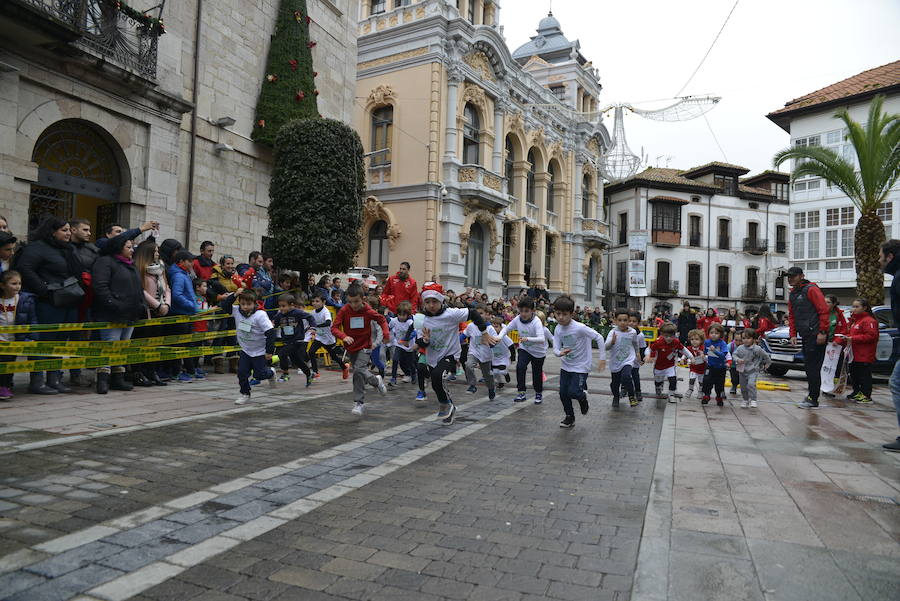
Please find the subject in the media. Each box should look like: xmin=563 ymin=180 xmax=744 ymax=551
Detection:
xmin=235 ymin=395 xmax=251 ymax=405
xmin=668 ymin=394 xmax=677 ymax=404
xmin=297 ymin=368 xmax=304 ymax=376
xmin=401 ymin=376 xmax=411 ymax=384
xmin=375 ymin=375 xmax=387 ymax=395
xmin=750 ymin=400 xmax=757 ymax=408
xmin=740 ymin=400 xmax=749 ymax=408
xmin=351 ymin=403 xmax=364 ymax=416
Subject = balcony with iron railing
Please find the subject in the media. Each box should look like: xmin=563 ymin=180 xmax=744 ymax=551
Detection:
xmin=455 ymin=163 xmax=509 ymax=209
xmin=3 ymin=0 xmax=164 ymax=79
xmin=651 ymin=279 xmax=679 ymax=298
xmin=579 ymin=218 xmax=611 ymax=243
xmin=743 ymin=238 xmax=768 ymax=255
xmin=742 ymin=285 xmax=767 ymax=301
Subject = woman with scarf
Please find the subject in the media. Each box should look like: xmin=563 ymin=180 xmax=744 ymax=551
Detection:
xmin=135 ymin=240 xmax=171 ymax=386
xmin=92 ymin=236 xmax=147 ymax=393
xmin=16 ymin=216 xmax=86 ymax=394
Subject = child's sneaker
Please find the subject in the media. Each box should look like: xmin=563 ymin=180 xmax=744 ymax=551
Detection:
xmin=441 ymin=404 xmax=457 ymax=425
xmin=177 ymin=372 xmax=194 ymax=383
xmin=730 ymin=387 xmax=738 ymax=395
xmin=716 ymin=397 xmax=724 ymax=407
xmin=534 ymin=394 xmax=542 ymax=405
xmin=749 ymin=400 xmax=758 ymax=408
xmin=447 ymin=373 xmax=457 ymax=381
xmin=559 ymin=415 xmax=575 ymax=428
xmin=488 ymin=389 xmax=496 ymax=401
xmin=855 ymin=396 xmax=872 ymax=404
xmin=351 ymin=403 xmax=364 ymax=416
xmin=234 ymin=394 xmax=250 ymax=405
xmin=401 ymin=376 xmax=411 ymax=384
xmin=466 ymin=385 xmax=477 ymax=394
xmin=341 ymin=364 xmax=349 ymax=379
xmin=193 ymin=370 xmax=206 ymax=380
xmin=0 ymin=387 xmax=12 ymax=401
xmin=514 ymin=392 xmax=526 ymax=403
xmin=416 ymin=390 xmax=426 ymax=401
xmin=629 ymin=395 xmax=638 ymax=407
xmin=312 ymin=371 xmax=320 ymax=380
xmin=701 ymin=396 xmax=710 ymax=405
xmin=389 ymin=377 xmax=397 ymax=387
xmin=375 ymin=375 xmax=387 ymax=395
xmin=249 ymin=378 xmax=260 ymax=386
xmin=277 ymin=374 xmax=290 ymax=383
xmin=306 ymin=374 xmax=313 ymax=387
xmin=740 ymin=400 xmax=749 ymax=408
xmin=668 ymin=394 xmax=677 ymax=404
xmin=297 ymin=368 xmax=305 ymax=376
xmin=612 ymin=396 xmax=620 ymax=407
xmin=636 ymin=393 xmax=643 ymax=403
xmin=578 ymin=396 xmax=590 ymax=415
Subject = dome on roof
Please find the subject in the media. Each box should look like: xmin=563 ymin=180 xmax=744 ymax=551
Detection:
xmin=537 ymin=12 xmax=561 ymax=34
xmin=512 ymin=12 xmax=574 ymax=61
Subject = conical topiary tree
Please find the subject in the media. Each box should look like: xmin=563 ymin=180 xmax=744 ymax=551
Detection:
xmin=252 ymin=0 xmax=319 ymax=146
xmin=268 ymin=118 xmax=365 ymax=277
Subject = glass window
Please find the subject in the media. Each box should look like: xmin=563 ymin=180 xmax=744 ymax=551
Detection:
xmin=618 ymin=212 xmax=627 ymax=245
xmin=504 ymin=136 xmax=515 ymax=196
xmin=616 ymin=261 xmax=627 ymax=293
xmin=547 ymin=164 xmax=557 ymax=213
xmin=689 ymin=215 xmax=701 ymax=246
xmin=807 ymin=231 xmax=820 ymax=258
xmin=526 ymin=149 xmax=536 ymax=204
xmin=717 ymin=218 xmax=730 ymax=249
xmin=466 ymin=222 xmax=485 ymax=288
xmin=776 ymin=225 xmax=787 ymax=252
xmin=371 ymin=106 xmax=393 ymax=166
xmin=371 ymin=0 xmax=386 ymax=15
xmin=368 ymin=220 xmax=389 ymax=271
xmin=825 ymin=230 xmax=838 ymax=258
xmin=826 ymin=208 xmax=839 ymax=226
xmin=840 ymin=259 xmax=854 ymax=269
xmin=550 ymin=86 xmax=566 ymax=101
xmin=826 ymin=261 xmax=840 ymax=270
xmin=795 ymin=212 xmax=806 ymax=229
xmin=826 ymin=130 xmax=842 ymax=145
xmin=807 ymin=210 xmax=820 ymax=228
xmin=467 ymin=0 xmax=475 ymax=21
xmin=714 ymin=174 xmax=737 ymax=196
xmin=878 ymin=202 xmax=893 ymax=221
xmin=793 ymin=232 xmax=805 ymax=259
xmin=841 ymin=207 xmax=854 ymax=224
xmin=841 ymin=228 xmax=854 ymax=256
xmin=717 ymin=265 xmax=730 ymax=298
xmin=652 ymin=203 xmax=681 ymax=232
xmin=688 ymin=264 xmax=701 ymax=296
xmin=462 ymin=104 xmax=480 ymax=165
xmin=544 ymin=236 xmax=553 ymax=286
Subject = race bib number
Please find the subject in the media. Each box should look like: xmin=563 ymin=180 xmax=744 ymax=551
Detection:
xmin=562 ymin=335 xmax=575 ymax=349
xmin=238 ymin=321 xmax=252 ymax=333
xmin=282 ymin=325 xmax=294 ymax=336
xmin=349 ymin=317 xmax=364 ymax=330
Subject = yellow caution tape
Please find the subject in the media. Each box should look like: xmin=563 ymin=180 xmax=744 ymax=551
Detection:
xmin=0 ymin=330 xmax=236 ymax=356
xmin=0 ymin=345 xmax=241 ymax=375
xmin=0 ymin=309 xmax=229 ymax=335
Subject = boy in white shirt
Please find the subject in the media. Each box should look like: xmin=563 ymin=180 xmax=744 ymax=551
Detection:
xmin=551 ymin=295 xmax=606 ymax=428
xmin=306 ymin=293 xmax=350 ymax=380
xmin=605 ymin=308 xmax=642 ymax=407
xmin=463 ymin=304 xmax=499 ymax=400
xmin=388 ymin=301 xmax=416 ymax=385
xmin=489 ymin=315 xmax=516 ymax=392
xmin=496 ymin=297 xmax=554 ymax=404
xmin=221 ymin=288 xmax=277 ymax=405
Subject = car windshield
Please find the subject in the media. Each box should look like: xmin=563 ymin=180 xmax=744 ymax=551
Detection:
xmin=875 ymin=308 xmax=895 ymax=328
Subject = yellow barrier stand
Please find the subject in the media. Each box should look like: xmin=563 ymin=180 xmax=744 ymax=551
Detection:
xmin=641 ymin=327 xmax=659 ymax=342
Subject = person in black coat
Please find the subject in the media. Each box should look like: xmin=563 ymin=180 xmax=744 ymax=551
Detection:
xmin=676 ymin=301 xmax=697 ymax=344
xmin=92 ymin=236 xmax=148 ymax=393
xmin=14 ymin=216 xmax=86 ymax=393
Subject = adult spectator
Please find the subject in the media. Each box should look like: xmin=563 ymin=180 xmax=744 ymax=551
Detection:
xmin=0 ymin=215 xmax=8 ymax=233
xmin=158 ymin=238 xmax=183 ymax=267
xmin=0 ymin=232 xmax=16 ymax=274
xmin=381 ymin=261 xmax=419 ymax=312
xmin=16 ymin=216 xmax=86 ymax=393
xmin=134 ymin=240 xmax=170 ymax=385
xmin=879 ymin=240 xmax=900 ymax=451
xmin=193 ymin=241 xmax=216 ymax=280
xmin=237 ymin=250 xmax=263 ymax=277
xmin=676 ymin=301 xmax=697 ymax=343
xmin=754 ymin=304 xmax=777 ymax=337
xmin=69 ymin=219 xmax=99 ymax=270
xmin=253 ymin=254 xmax=275 ymax=296
xmin=92 ymin=237 xmax=147 ymax=393
xmin=207 ymin=255 xmax=239 ymax=374
xmin=697 ymin=308 xmax=720 ymax=335
xmin=786 ymin=266 xmax=830 ymax=409
xmin=96 ymin=220 xmax=158 ymax=251
xmin=331 ymin=277 xmax=344 ymax=300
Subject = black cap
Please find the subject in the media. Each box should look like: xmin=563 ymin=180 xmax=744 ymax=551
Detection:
xmin=0 ymin=231 xmax=16 ymax=246
xmin=786 ymin=266 xmax=804 ymax=276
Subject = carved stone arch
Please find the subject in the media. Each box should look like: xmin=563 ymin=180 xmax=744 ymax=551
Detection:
xmin=459 ymin=208 xmax=499 ymax=261
xmin=526 ymin=141 xmax=547 ymax=174
xmin=460 ymin=83 xmax=490 ymax=126
xmin=363 ymin=196 xmax=402 ymax=251
xmin=365 ymin=85 xmax=397 ymax=112
xmin=463 ymin=51 xmax=496 ymax=83
xmin=583 ymin=247 xmax=605 ymax=281
xmin=469 ymin=40 xmax=508 ymax=81
xmin=548 ymin=141 xmax=567 ymax=172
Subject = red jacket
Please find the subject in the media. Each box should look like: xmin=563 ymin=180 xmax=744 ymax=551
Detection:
xmin=193 ymin=258 xmax=216 ymax=281
xmin=649 ymin=337 xmax=685 ymax=370
xmin=755 ymin=317 xmax=776 ymax=336
xmin=331 ymin=303 xmax=389 ymax=353
xmin=686 ymin=345 xmax=706 ymax=374
xmin=697 ymin=315 xmax=720 ymax=335
xmin=381 ymin=273 xmax=419 ymax=313
xmin=844 ymin=312 xmax=878 ymax=363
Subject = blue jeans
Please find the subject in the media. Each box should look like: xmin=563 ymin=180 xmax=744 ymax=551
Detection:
xmin=516 ymin=350 xmax=545 ymax=394
xmin=559 ymin=369 xmax=588 ymax=417
xmin=890 ymin=359 xmax=900 ymax=431
xmin=99 ymin=327 xmax=134 ymax=372
xmin=238 ymin=351 xmax=273 ymax=396
xmin=611 ymin=364 xmax=635 ymax=399
xmin=371 ymin=345 xmax=386 ymax=377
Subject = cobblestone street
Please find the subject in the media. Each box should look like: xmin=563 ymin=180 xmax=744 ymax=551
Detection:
xmin=0 ymin=359 xmax=897 ymax=600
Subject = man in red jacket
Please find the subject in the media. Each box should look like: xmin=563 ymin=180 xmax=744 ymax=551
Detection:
xmin=787 ymin=266 xmax=830 ymax=408
xmin=193 ymin=241 xmax=217 ymax=281
xmin=381 ymin=261 xmax=419 ymax=313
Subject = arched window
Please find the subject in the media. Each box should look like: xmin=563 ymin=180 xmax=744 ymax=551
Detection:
xmin=371 ymin=106 xmax=393 ymax=166
xmin=463 ymin=103 xmax=480 ymax=165
xmin=526 ymin=149 xmax=536 ymax=205
xmin=547 ymin=162 xmax=557 ymax=213
xmin=505 ymin=136 xmax=515 ymax=196
xmin=368 ymin=220 xmax=389 ymax=273
xmin=582 ymin=174 xmax=591 ymax=218
xmin=466 ymin=222 xmax=485 ymax=288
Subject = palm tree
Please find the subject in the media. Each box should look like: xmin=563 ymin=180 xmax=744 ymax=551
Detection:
xmin=774 ymin=95 xmax=900 ymax=305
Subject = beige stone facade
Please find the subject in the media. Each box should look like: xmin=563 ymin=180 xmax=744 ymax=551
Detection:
xmin=353 ymin=0 xmax=612 ymax=305
xmin=0 ymin=0 xmax=357 ymax=257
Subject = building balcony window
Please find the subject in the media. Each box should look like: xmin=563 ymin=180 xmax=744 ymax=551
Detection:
xmin=3 ymin=0 xmax=164 ymax=79
xmin=651 ymin=279 xmax=679 ymax=298
xmin=456 ymin=164 xmax=508 ymax=210
xmin=776 ymin=240 xmax=787 ymax=253
xmin=742 ymin=285 xmax=767 ymax=301
xmin=718 ymin=235 xmax=730 ymax=250
xmin=651 ymin=230 xmax=681 ymax=247
xmin=579 ymin=218 xmax=610 ymax=243
xmin=743 ymin=238 xmax=768 ymax=254
xmin=689 ymin=233 xmax=701 ymax=247
xmin=368 ymin=164 xmax=391 ymax=186
xmin=525 ymin=202 xmax=539 ymax=222
xmin=546 ymin=211 xmax=558 ymax=230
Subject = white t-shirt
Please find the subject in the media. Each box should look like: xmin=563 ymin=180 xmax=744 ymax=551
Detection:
xmin=552 ymin=321 xmax=605 ymax=374
xmin=490 ymin=333 xmax=515 ymax=365
xmin=389 ymin=317 xmax=415 ymax=352
xmin=464 ymin=323 xmax=498 ymax=364
xmin=423 ymin=307 xmax=470 ymax=368
xmin=232 ymin=307 xmax=274 ymax=357
xmin=306 ymin=306 xmax=335 ymax=344
xmin=631 ymin=331 xmax=647 ymax=368
xmin=0 ymin=295 xmax=17 ymax=343
xmin=499 ymin=316 xmax=552 ymax=358
xmin=605 ymin=327 xmax=641 ymax=373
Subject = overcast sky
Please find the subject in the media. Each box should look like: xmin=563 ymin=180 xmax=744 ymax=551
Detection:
xmin=500 ymin=0 xmax=900 ymax=176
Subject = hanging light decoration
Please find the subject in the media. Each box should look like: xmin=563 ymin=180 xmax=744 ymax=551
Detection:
xmin=597 ymin=106 xmax=642 ymax=182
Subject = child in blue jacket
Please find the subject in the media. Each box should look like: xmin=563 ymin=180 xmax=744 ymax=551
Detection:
xmin=702 ymin=323 xmax=730 ymax=406
xmin=167 ymin=251 xmax=200 ymax=382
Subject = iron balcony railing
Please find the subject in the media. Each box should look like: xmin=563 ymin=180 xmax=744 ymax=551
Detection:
xmin=651 ymin=279 xmax=679 ymax=297
xmin=742 ymin=285 xmax=767 ymax=301
xmin=743 ymin=238 xmax=769 ymax=254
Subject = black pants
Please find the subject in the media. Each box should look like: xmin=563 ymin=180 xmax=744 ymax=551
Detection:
xmin=702 ymin=366 xmax=727 ymax=399
xmin=0 ymin=355 xmax=14 ymax=388
xmin=278 ymin=341 xmax=310 ymax=377
xmin=308 ymin=340 xmax=346 ymax=372
xmin=849 ymin=361 xmax=872 ymax=397
xmin=429 ymin=355 xmax=457 ymax=404
xmin=611 ymin=365 xmax=634 ymax=399
xmin=729 ymin=365 xmax=739 ymax=390
xmin=417 ymin=360 xmax=429 ymax=391
xmin=515 ymin=350 xmax=545 ymax=393
xmin=802 ymin=337 xmax=826 ymax=402
xmin=391 ymin=347 xmax=414 ymax=379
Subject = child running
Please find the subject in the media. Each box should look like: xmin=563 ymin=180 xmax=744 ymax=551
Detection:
xmin=621 ymin=311 xmax=646 ymax=402
xmin=489 ymin=315 xmax=516 ymax=393
xmin=496 ymin=297 xmax=553 ymax=404
xmin=685 ymin=329 xmax=707 ymax=399
xmin=418 ymin=283 xmax=496 ymax=425
xmin=732 ymin=329 xmax=771 ymax=408
xmin=844 ymin=298 xmax=878 ymax=404
xmin=220 ymin=287 xmax=277 ymax=405
xmin=647 ymin=323 xmax=691 ymax=403
xmin=551 ymin=295 xmax=606 ymax=427
xmin=307 ymin=293 xmax=350 ymax=380
xmin=388 ymin=301 xmax=416 ymax=386
xmin=463 ymin=304 xmax=499 ymax=400
xmin=605 ymin=308 xmax=641 ymax=407
xmin=272 ymin=293 xmax=316 ymax=386
xmin=702 ymin=323 xmax=730 ymax=406
xmin=331 ymin=283 xmax=389 ymax=416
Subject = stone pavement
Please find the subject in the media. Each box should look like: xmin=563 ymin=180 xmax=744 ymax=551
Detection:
xmin=0 ymin=358 xmax=897 ymax=601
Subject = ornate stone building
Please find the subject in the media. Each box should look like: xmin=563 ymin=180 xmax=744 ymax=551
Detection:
xmin=353 ymin=1 xmax=611 ymax=305
xmin=0 ymin=0 xmax=358 ymax=254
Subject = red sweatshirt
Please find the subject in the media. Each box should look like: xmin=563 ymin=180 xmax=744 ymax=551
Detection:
xmin=844 ymin=312 xmax=878 ymax=363
xmin=649 ymin=337 xmax=685 ymax=370
xmin=755 ymin=317 xmax=776 ymax=337
xmin=686 ymin=344 xmax=707 ymax=374
xmin=697 ymin=315 xmax=721 ymax=335
xmin=331 ymin=303 xmax=389 ymax=353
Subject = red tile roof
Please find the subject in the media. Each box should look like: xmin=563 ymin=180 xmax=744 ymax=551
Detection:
xmin=648 ymin=195 xmax=690 ymax=204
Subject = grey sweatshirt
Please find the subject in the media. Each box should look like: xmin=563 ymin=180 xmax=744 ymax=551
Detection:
xmin=732 ymin=344 xmax=771 ymax=374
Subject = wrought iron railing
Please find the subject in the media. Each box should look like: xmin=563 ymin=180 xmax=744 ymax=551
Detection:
xmin=743 ymin=238 xmax=768 ymax=254
xmin=651 ymin=279 xmax=679 ymax=297
xmin=742 ymin=285 xmax=767 ymax=301
xmin=7 ymin=0 xmax=163 ymax=79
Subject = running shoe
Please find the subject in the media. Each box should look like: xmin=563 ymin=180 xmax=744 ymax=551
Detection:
xmin=559 ymin=415 xmax=575 ymax=428
xmin=341 ymin=364 xmax=349 ymax=380
xmin=351 ymin=403 xmax=364 ymax=416
xmin=534 ymin=394 xmax=542 ymax=405
xmin=466 ymin=385 xmax=477 ymax=394
xmin=234 ymin=395 xmax=250 ymax=405
xmin=441 ymin=404 xmax=456 ymax=425
xmin=416 ymin=390 xmax=426 ymax=401
xmin=514 ymin=392 xmax=526 ymax=403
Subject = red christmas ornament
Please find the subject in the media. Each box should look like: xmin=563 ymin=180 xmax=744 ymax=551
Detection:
xmin=313 ymin=71 xmax=318 ymax=77
xmin=314 ymin=89 xmax=319 ymax=96
xmin=307 ymin=41 xmax=317 ymax=49
xmin=295 ymin=90 xmax=305 ymax=101
xmin=266 ymin=74 xmax=278 ymax=82
xmin=288 ymin=59 xmax=298 ymax=71
xmin=306 ymin=15 xmax=312 ymax=25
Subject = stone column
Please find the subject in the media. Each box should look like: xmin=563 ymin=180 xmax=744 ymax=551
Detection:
xmin=492 ymin=104 xmax=504 ymax=173
xmin=535 ymin=171 xmax=550 ymax=215
xmin=533 ymin=229 xmax=547 ymax=288
xmin=444 ymin=63 xmax=464 ymax=160
xmin=574 ymin=160 xmax=584 ymax=218
xmin=512 ymin=160 xmax=530 ymax=211
xmin=507 ymin=220 xmax=527 ymax=289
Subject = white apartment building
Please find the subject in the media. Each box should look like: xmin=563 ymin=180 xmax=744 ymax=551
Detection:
xmin=604 ymin=163 xmax=791 ymax=316
xmin=767 ymin=60 xmax=900 ymax=303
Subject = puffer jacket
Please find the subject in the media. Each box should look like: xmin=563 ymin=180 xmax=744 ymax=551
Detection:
xmin=91 ymin=255 xmax=148 ymax=322
xmin=167 ymin=263 xmax=198 ymax=316
xmin=14 ymin=238 xmax=83 ymax=301
xmin=5 ymin=291 xmax=39 ymax=342
xmin=844 ymin=312 xmax=879 ymax=364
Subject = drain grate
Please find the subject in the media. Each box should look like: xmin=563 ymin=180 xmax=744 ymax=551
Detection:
xmin=839 ymin=492 xmax=898 ymax=506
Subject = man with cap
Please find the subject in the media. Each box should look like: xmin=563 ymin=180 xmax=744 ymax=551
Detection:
xmin=786 ymin=266 xmax=830 ymax=408
xmin=879 ymin=240 xmax=900 ymax=452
